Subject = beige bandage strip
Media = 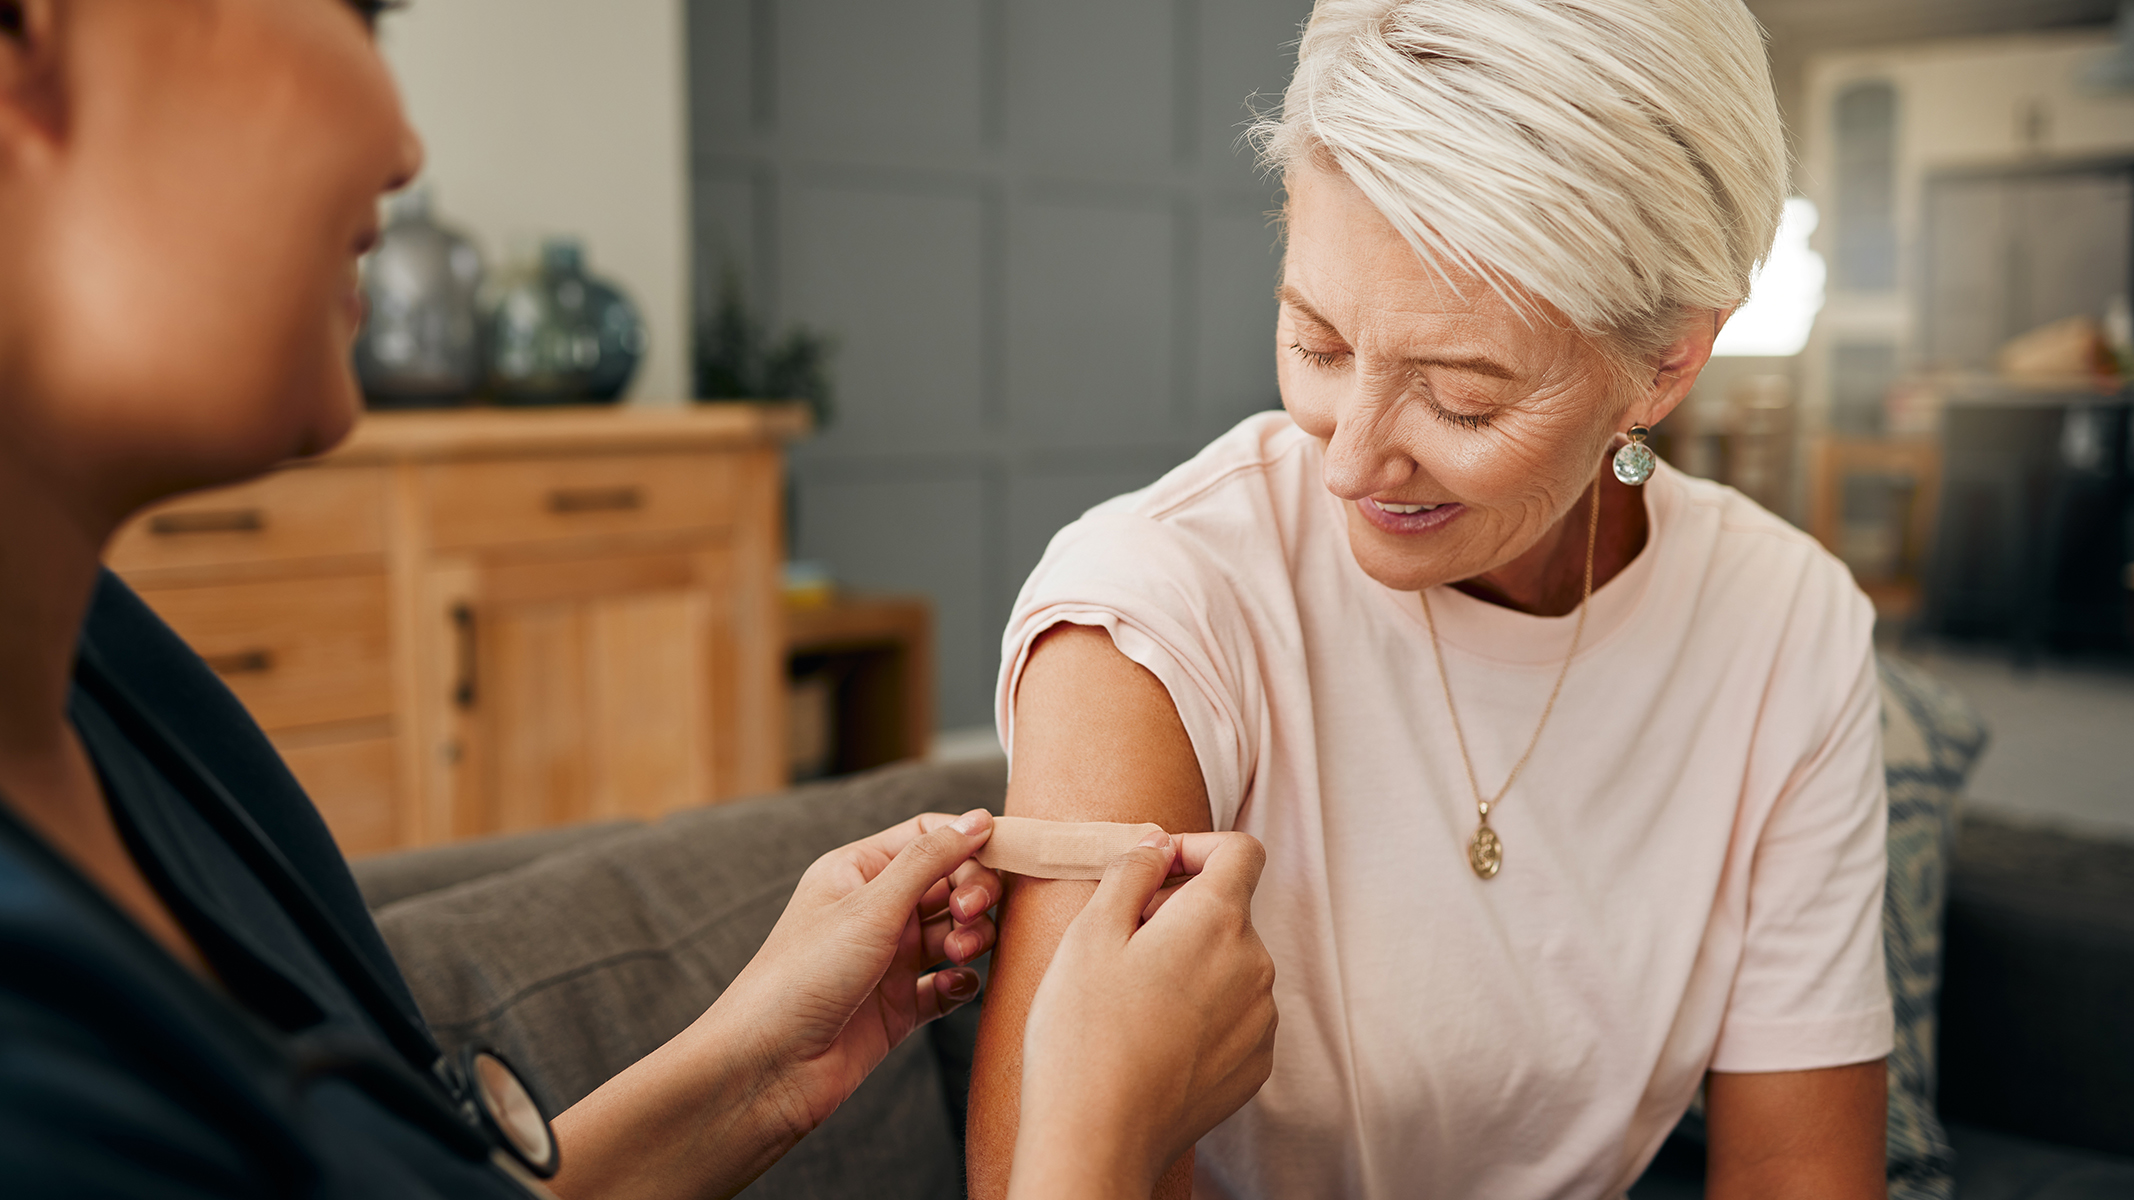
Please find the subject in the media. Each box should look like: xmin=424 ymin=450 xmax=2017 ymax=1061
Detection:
xmin=975 ymin=816 xmax=1167 ymax=879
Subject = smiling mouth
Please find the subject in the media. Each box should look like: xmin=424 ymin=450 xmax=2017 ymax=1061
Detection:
xmin=1359 ymin=497 xmax=1466 ymax=534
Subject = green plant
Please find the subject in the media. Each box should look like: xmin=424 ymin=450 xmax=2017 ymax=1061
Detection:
xmin=694 ymin=265 xmax=836 ymax=431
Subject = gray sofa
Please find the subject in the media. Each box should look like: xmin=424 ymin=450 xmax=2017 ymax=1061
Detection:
xmin=358 ymin=760 xmax=1005 ymax=1199
xmin=352 ymin=665 xmax=2134 ymax=1199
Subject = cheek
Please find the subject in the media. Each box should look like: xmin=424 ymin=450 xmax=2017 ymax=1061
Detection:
xmin=37 ymin=179 xmax=327 ymax=449
xmin=1453 ymin=424 xmax=1609 ymax=536
xmin=1276 ymin=353 xmax=1338 ymax=441
xmin=39 ymin=8 xmax=390 ymax=485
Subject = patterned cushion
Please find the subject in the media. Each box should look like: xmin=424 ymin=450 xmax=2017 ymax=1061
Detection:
xmin=1876 ymin=655 xmax=1989 ymax=1200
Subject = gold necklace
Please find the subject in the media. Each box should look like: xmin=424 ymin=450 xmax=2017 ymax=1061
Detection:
xmin=1420 ymin=472 xmax=1602 ymax=880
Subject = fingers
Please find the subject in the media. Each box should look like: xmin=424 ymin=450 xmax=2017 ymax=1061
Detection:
xmin=1168 ymin=831 xmax=1266 ymax=888
xmin=1073 ymin=830 xmax=1178 ymax=937
xmin=923 ymin=907 xmax=998 ymax=965
xmin=848 ymin=810 xmax=971 ymax=866
xmin=916 ymin=856 xmax=1001 ymax=926
xmin=947 ymin=857 xmax=1003 ymax=923
xmin=1168 ymin=832 xmax=1267 ymax=917
xmin=913 ymin=967 xmax=983 ymax=1025
xmin=856 ymin=808 xmax=996 ymax=927
xmin=1140 ymin=879 xmax=1186 ymax=923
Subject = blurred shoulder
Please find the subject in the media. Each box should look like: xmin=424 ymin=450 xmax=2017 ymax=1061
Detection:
xmin=1066 ymin=411 xmax=1324 ymax=568
xmin=1014 ymin=412 xmax=1319 ymax=626
xmin=1093 ymin=411 xmax=1317 ymax=524
xmin=1661 ymin=466 xmax=1874 ymax=651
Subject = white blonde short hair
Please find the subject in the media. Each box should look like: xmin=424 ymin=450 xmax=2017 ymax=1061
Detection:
xmin=1257 ymin=0 xmax=1786 ymax=362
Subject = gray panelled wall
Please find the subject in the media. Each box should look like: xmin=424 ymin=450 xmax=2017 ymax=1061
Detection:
xmin=686 ymin=0 xmax=1316 ymax=729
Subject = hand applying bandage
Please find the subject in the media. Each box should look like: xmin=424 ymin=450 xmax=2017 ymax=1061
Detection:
xmin=1005 ymin=828 xmax=1279 ymax=1200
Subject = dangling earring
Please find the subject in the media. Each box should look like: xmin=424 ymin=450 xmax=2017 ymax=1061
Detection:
xmin=1612 ymin=424 xmax=1656 ymax=486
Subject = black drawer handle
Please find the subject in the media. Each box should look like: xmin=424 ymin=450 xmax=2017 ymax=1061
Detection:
xmin=452 ymin=603 xmax=477 ymax=710
xmin=203 ymin=649 xmax=275 ymax=676
xmin=546 ymin=486 xmax=642 ymax=514
xmin=150 ymin=508 xmax=265 ymax=535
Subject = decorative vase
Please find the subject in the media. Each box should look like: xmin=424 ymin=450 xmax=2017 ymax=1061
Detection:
xmin=354 ymin=188 xmax=486 ymax=407
xmin=486 ymin=238 xmax=646 ymax=405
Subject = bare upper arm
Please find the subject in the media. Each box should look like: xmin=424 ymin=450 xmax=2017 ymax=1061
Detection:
xmin=967 ymin=623 xmax=1213 ymax=1200
xmin=1705 ymin=1060 xmax=1887 ymax=1200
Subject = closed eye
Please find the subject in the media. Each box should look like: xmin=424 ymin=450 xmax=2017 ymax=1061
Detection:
xmin=1423 ymin=395 xmax=1493 ymax=429
xmin=1289 ymin=342 xmax=1349 ymax=370
xmin=1417 ymin=381 xmax=1496 ymax=430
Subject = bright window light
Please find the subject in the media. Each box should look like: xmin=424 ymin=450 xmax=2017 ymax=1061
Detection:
xmin=1713 ymin=197 xmax=1826 ymax=357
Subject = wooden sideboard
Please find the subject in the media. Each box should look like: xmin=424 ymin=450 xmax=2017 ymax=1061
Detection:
xmin=106 ymin=404 xmax=809 ymax=854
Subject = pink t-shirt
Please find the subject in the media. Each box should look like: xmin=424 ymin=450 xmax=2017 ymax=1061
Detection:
xmin=997 ymin=412 xmax=1892 ymax=1199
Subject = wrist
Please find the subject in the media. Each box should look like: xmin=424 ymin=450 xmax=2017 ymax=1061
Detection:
xmin=1008 ymin=1105 xmax=1162 ymax=1200
xmin=684 ymin=988 xmax=820 ymax=1147
xmin=548 ymin=1001 xmax=804 ymax=1200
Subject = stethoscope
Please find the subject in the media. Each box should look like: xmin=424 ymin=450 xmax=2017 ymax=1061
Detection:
xmin=75 ymin=644 xmax=562 ymax=1186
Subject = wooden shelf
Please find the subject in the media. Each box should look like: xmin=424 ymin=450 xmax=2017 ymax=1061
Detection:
xmin=783 ymin=595 xmax=933 ymax=778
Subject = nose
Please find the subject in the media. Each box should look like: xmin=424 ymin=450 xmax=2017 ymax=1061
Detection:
xmin=385 ymin=124 xmax=426 ymax=196
xmin=1318 ymin=396 xmax=1416 ymax=502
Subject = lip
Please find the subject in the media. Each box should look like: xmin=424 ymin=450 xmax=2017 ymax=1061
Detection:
xmin=340 ymin=226 xmax=379 ymax=332
xmin=1356 ymin=497 xmax=1466 ymax=535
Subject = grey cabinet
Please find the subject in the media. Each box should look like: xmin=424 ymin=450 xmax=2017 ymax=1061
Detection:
xmin=1922 ymin=161 xmax=2133 ymax=372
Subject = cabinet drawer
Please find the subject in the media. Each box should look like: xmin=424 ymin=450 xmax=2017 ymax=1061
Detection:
xmin=107 ymin=467 xmax=387 ymax=573
xmin=423 ymin=454 xmax=736 ymax=552
xmin=135 ymin=574 xmax=392 ymax=731
xmin=279 ymin=735 xmax=399 ymax=856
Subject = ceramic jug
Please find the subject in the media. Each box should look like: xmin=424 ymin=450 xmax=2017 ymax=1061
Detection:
xmin=486 ymin=238 xmax=646 ymax=405
xmin=353 ymin=188 xmax=485 ymax=407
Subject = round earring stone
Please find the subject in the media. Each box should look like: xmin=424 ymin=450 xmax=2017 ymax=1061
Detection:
xmin=1612 ymin=442 xmax=1656 ymax=486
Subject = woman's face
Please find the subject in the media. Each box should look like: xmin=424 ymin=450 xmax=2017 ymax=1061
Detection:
xmin=1277 ymin=162 xmax=1695 ymax=594
xmin=0 ymin=0 xmax=420 ymax=519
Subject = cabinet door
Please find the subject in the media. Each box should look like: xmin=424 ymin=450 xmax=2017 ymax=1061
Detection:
xmin=1921 ymin=176 xmax=2012 ymax=372
xmin=429 ymin=545 xmax=737 ymax=837
xmin=1922 ymin=166 xmax=2134 ymax=371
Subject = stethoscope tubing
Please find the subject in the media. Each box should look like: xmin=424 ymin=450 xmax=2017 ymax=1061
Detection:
xmin=74 ymin=644 xmax=557 ymax=1180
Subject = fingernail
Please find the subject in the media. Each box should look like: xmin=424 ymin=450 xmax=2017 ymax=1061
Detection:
xmin=943 ymin=970 xmax=979 ymax=1001
xmin=953 ymin=885 xmax=988 ymax=919
xmin=1137 ymin=830 xmax=1169 ymax=850
xmin=952 ymin=808 xmax=990 ymax=835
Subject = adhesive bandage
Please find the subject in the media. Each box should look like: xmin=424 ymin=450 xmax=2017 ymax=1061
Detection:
xmin=974 ymin=816 xmax=1168 ymax=879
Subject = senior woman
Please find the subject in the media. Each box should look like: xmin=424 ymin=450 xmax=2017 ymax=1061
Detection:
xmin=969 ymin=1 xmax=1891 ymax=1198
xmin=0 ymin=2 xmax=1276 ymax=1197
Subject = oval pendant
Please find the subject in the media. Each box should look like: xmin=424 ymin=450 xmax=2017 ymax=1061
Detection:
xmin=1467 ymin=824 xmax=1503 ymax=879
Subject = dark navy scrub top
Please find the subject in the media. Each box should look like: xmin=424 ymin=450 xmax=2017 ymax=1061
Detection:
xmin=0 ymin=572 xmax=537 ymax=1198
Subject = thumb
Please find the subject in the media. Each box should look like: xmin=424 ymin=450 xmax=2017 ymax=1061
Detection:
xmin=1076 ymin=830 xmax=1177 ymax=937
xmin=861 ymin=809 xmax=994 ymax=921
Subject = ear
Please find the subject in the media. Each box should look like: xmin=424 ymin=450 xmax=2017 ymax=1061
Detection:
xmin=0 ymin=0 xmax=63 ymax=162
xmin=1626 ymin=308 xmax=1726 ymax=431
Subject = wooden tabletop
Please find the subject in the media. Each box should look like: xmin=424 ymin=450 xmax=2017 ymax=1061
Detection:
xmin=309 ymin=402 xmax=813 ymax=464
xmin=784 ymin=594 xmax=933 ymax=653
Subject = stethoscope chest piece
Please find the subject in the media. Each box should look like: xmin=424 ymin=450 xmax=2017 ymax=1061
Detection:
xmin=461 ymin=1047 xmax=559 ymax=1179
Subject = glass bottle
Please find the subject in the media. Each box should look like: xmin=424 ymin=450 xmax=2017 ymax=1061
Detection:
xmin=353 ymin=187 xmax=485 ymax=407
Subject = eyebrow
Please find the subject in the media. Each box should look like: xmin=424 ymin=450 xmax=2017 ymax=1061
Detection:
xmin=1275 ymin=284 xmax=1520 ymax=381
